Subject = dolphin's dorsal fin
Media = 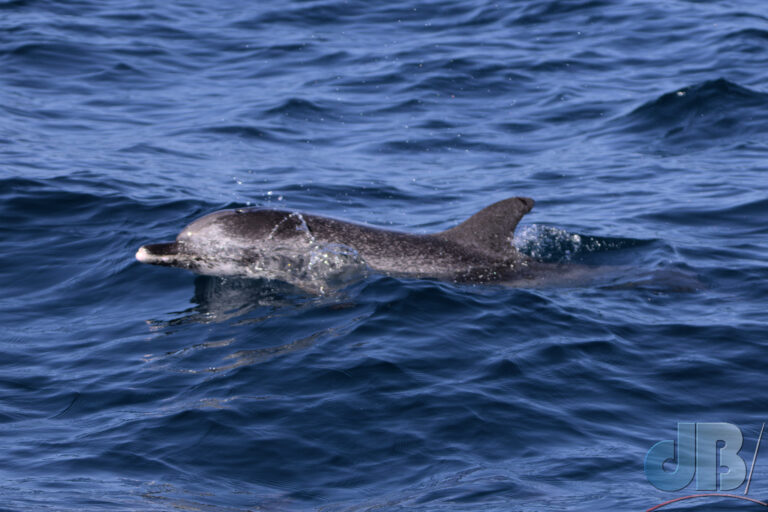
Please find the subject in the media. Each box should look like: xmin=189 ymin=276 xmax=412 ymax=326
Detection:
xmin=437 ymin=197 xmax=534 ymax=256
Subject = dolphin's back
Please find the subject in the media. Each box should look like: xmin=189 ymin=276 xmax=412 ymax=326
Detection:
xmin=300 ymin=197 xmax=534 ymax=280
xmin=302 ymin=214 xmax=480 ymax=278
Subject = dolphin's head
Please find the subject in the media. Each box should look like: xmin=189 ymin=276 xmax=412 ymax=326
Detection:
xmin=135 ymin=208 xmax=310 ymax=275
xmin=176 ymin=208 xmax=294 ymax=244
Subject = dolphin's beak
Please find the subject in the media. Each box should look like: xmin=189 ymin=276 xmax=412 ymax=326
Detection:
xmin=135 ymin=242 xmax=181 ymax=266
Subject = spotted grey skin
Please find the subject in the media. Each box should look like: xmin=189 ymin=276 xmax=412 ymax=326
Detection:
xmin=135 ymin=197 xmax=542 ymax=283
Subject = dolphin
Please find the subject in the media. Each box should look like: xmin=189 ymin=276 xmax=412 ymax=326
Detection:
xmin=136 ymin=197 xmax=557 ymax=290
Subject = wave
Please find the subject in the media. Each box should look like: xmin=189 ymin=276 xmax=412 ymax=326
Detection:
xmin=638 ymin=196 xmax=768 ymax=228
xmin=609 ymin=78 xmax=768 ymax=150
xmin=1 ymin=41 xmax=105 ymax=73
xmin=263 ymin=98 xmax=336 ymax=120
xmin=721 ymin=27 xmax=768 ymax=42
xmin=187 ymin=124 xmax=288 ymax=144
xmin=0 ymin=175 xmax=205 ymax=212
xmin=375 ymin=136 xmax=510 ymax=154
xmin=513 ymin=0 xmax=611 ymax=25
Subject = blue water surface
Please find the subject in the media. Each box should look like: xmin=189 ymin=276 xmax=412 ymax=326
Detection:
xmin=2 ymin=0 xmax=768 ymax=510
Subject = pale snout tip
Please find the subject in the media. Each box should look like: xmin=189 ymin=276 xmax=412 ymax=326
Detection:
xmin=135 ymin=246 xmax=151 ymax=263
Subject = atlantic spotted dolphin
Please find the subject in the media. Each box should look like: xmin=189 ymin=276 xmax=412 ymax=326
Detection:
xmin=136 ymin=197 xmax=550 ymax=289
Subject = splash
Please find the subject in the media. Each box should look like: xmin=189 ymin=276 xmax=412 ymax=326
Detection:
xmin=514 ymin=224 xmax=641 ymax=263
xmin=515 ymin=224 xmax=585 ymax=262
xmin=251 ymin=213 xmax=369 ymax=293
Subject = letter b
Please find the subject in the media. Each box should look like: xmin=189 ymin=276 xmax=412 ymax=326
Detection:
xmin=696 ymin=422 xmax=746 ymax=491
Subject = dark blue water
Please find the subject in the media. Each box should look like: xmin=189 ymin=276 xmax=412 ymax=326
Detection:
xmin=2 ymin=1 xmax=768 ymax=510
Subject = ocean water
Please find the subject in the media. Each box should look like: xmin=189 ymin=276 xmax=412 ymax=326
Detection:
xmin=2 ymin=0 xmax=768 ymax=510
